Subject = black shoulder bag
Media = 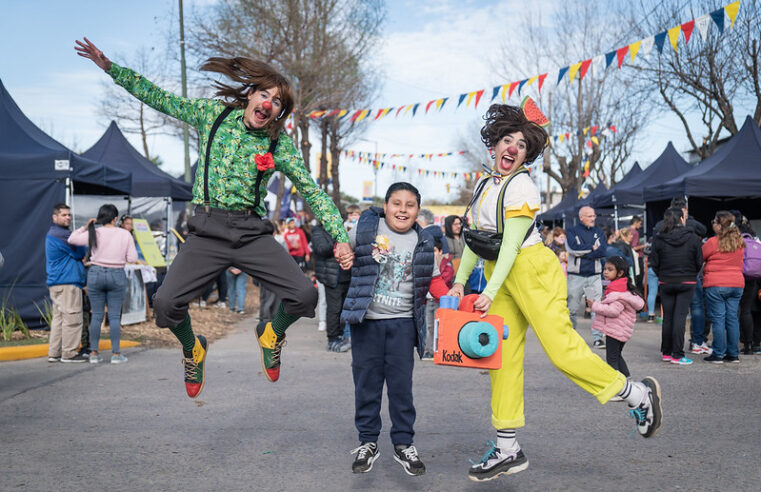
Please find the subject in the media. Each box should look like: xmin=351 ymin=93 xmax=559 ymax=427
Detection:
xmin=461 ymin=169 xmax=535 ymax=261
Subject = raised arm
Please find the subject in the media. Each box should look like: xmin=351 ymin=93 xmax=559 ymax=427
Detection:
xmin=75 ymin=37 xmax=211 ymax=128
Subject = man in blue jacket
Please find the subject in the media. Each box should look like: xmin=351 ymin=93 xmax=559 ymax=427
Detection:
xmin=565 ymin=206 xmax=607 ymax=348
xmin=46 ymin=203 xmax=88 ymax=363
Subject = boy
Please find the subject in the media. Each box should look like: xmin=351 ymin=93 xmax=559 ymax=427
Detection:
xmin=342 ymin=183 xmax=449 ymax=476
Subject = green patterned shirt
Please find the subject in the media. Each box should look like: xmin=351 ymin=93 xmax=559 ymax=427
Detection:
xmin=108 ymin=63 xmax=349 ymax=243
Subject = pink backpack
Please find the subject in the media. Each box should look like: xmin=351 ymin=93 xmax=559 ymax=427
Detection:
xmin=742 ymin=233 xmax=761 ymax=278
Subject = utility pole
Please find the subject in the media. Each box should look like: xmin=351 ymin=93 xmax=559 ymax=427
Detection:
xmin=179 ymin=0 xmax=190 ymax=183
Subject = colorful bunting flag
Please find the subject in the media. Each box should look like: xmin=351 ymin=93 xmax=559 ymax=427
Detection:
xmin=654 ymin=31 xmax=667 ymax=53
xmin=695 ymin=14 xmax=711 ymax=41
xmin=726 ymin=1 xmax=739 ymax=27
xmin=616 ymin=45 xmax=629 ymax=68
xmin=710 ymin=8 xmax=725 ymax=33
xmin=629 ymin=40 xmax=641 ymax=62
xmin=557 ymin=67 xmax=569 ymax=85
xmin=641 ymin=36 xmax=655 ymax=58
xmin=579 ymin=59 xmax=593 ymax=80
xmin=568 ymin=62 xmax=582 ymax=83
xmin=667 ymin=25 xmax=681 ymax=51
xmin=681 ymin=20 xmax=695 ymax=44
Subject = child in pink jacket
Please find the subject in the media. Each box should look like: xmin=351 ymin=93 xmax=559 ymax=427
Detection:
xmin=586 ymin=256 xmax=644 ymax=379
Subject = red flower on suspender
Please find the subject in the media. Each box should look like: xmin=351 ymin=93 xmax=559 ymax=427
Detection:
xmin=255 ymin=152 xmax=275 ymax=172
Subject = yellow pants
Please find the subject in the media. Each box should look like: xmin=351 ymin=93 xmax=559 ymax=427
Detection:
xmin=485 ymin=243 xmax=626 ymax=429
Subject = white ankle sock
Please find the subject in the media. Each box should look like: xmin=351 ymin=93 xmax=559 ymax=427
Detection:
xmin=618 ymin=379 xmax=645 ymax=407
xmin=497 ymin=429 xmax=518 ymax=451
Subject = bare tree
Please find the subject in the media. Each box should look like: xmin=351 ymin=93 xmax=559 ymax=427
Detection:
xmin=495 ymin=1 xmax=650 ymax=195
xmin=629 ymin=0 xmax=761 ymax=159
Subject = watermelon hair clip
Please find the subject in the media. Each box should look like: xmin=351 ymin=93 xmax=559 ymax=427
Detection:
xmin=521 ymin=96 xmax=550 ymax=128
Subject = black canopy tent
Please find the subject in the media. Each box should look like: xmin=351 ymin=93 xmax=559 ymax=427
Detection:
xmin=643 ymin=116 xmax=761 ymax=227
xmin=0 ymin=80 xmax=132 ymax=325
xmin=82 ymin=121 xmax=192 ymax=201
xmin=81 ymin=121 xmax=194 ymax=257
xmin=537 ymin=187 xmax=580 ymax=226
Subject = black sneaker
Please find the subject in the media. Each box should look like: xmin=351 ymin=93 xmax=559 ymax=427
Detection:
xmin=627 ymin=377 xmax=662 ymax=438
xmin=61 ymin=354 xmax=88 ymax=363
xmin=351 ymin=442 xmax=379 ymax=473
xmin=468 ymin=441 xmax=528 ymax=481
xmin=421 ymin=351 xmax=433 ymax=361
xmin=593 ymin=339 xmax=605 ymax=349
xmin=753 ymin=346 xmax=761 ymax=355
xmin=741 ymin=345 xmax=752 ymax=355
xmin=723 ymin=355 xmax=740 ymax=363
xmin=704 ymin=354 xmax=724 ymax=364
xmin=393 ymin=445 xmax=426 ymax=476
xmin=647 ymin=314 xmax=655 ymax=323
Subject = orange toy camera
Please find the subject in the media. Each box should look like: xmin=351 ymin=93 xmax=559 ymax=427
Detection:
xmin=433 ymin=295 xmax=505 ymax=370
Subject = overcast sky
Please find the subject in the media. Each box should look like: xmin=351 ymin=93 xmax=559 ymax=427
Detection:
xmin=0 ymin=0 xmax=746 ymax=205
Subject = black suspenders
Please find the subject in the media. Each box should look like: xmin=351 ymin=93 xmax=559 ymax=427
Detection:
xmin=202 ymin=106 xmax=279 ymax=214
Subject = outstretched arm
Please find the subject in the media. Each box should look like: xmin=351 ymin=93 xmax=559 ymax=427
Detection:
xmin=75 ymin=37 xmax=211 ymax=128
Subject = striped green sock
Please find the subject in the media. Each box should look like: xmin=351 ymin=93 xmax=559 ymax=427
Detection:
xmin=170 ymin=316 xmax=196 ymax=354
xmin=271 ymin=303 xmax=299 ymax=338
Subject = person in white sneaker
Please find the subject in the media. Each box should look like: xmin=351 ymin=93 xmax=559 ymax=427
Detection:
xmin=447 ymin=102 xmax=663 ymax=482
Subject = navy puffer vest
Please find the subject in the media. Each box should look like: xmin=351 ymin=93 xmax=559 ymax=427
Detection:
xmin=341 ymin=207 xmax=435 ymax=358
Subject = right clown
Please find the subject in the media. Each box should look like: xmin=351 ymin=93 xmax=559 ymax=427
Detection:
xmin=447 ymin=101 xmax=662 ymax=482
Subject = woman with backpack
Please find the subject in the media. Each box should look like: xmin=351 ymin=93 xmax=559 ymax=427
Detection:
xmin=702 ymin=211 xmax=745 ymax=364
xmin=734 ymin=212 xmax=761 ymax=355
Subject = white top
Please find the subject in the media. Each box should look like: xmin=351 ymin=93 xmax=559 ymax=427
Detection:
xmin=469 ymin=172 xmax=542 ymax=249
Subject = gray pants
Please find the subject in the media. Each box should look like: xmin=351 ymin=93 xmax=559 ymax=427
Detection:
xmin=424 ymin=299 xmax=438 ymax=354
xmin=154 ymin=208 xmax=317 ymax=328
xmin=567 ymin=274 xmax=603 ymax=342
xmin=48 ymin=284 xmax=83 ymax=359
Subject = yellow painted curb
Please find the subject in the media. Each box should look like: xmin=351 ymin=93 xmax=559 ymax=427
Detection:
xmin=0 ymin=340 xmax=141 ymax=362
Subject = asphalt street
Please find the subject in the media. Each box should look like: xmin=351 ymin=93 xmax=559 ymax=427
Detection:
xmin=1 ymin=316 xmax=760 ymax=491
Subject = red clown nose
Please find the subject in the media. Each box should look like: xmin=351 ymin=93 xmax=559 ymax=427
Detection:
xmin=262 ymin=100 xmax=272 ymax=111
xmin=507 ymin=146 xmax=518 ymax=155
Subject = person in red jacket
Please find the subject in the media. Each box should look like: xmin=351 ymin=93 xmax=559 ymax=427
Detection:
xmin=283 ymin=218 xmax=310 ymax=271
xmin=702 ymin=211 xmax=745 ymax=363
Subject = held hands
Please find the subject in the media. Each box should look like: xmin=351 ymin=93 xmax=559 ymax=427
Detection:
xmin=74 ymin=37 xmax=111 ymax=71
xmin=585 ymin=297 xmax=595 ymax=308
xmin=334 ymin=242 xmax=354 ymax=270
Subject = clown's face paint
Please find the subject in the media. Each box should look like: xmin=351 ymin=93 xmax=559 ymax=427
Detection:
xmin=492 ymin=131 xmax=528 ymax=176
xmin=244 ymin=86 xmax=283 ymax=129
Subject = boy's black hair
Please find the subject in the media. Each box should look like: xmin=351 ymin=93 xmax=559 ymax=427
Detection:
xmin=605 ymin=256 xmax=639 ymax=296
xmin=385 ymin=182 xmax=421 ymax=206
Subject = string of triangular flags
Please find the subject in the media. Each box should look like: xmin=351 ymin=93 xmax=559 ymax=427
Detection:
xmin=342 ymin=149 xmax=468 ymax=161
xmin=345 ymin=151 xmax=487 ymax=183
xmin=305 ymin=1 xmax=740 ymax=122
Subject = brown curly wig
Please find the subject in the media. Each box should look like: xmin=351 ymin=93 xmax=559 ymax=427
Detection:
xmin=200 ymin=57 xmax=295 ymax=139
xmin=480 ymin=104 xmax=548 ymax=164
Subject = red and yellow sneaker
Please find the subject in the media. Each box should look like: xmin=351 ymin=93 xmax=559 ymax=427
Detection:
xmin=182 ymin=335 xmax=208 ymax=398
xmin=256 ymin=321 xmax=286 ymax=382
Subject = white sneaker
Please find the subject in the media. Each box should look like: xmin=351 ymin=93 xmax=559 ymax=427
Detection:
xmin=468 ymin=442 xmax=528 ymax=481
xmin=89 ymin=354 xmax=103 ymax=364
xmin=111 ymin=354 xmax=128 ymax=364
xmin=216 ymin=302 xmax=226 ymax=309
xmin=700 ymin=342 xmax=712 ymax=354
xmin=627 ymin=377 xmax=662 ymax=438
xmin=318 ymin=321 xmax=327 ymax=331
xmin=199 ymin=300 xmax=207 ymax=308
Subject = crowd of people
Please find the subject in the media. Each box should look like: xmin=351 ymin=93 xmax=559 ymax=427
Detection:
xmin=541 ymin=198 xmax=761 ymax=369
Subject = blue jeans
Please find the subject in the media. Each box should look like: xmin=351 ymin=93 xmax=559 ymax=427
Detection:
xmin=87 ymin=265 xmax=127 ymax=353
xmin=704 ymin=286 xmax=743 ymax=358
xmin=646 ymin=267 xmax=659 ymax=315
xmin=225 ymin=271 xmax=248 ymax=311
xmin=689 ymin=275 xmax=706 ymax=345
xmin=351 ymin=318 xmax=416 ymax=446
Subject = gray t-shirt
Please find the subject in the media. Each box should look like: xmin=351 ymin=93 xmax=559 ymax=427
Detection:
xmin=349 ymin=218 xmax=438 ymax=320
